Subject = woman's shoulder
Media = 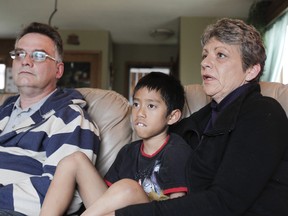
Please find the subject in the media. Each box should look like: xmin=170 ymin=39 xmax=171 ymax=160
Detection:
xmin=246 ymin=91 xmax=286 ymax=117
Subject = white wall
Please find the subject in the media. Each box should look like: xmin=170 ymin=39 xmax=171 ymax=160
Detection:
xmin=179 ymin=17 xmax=217 ymax=85
xmin=58 ymin=17 xmax=218 ymax=91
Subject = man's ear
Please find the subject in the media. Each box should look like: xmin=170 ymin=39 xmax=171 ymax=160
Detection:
xmin=167 ymin=109 xmax=182 ymax=125
xmin=56 ymin=62 xmax=64 ymax=79
xmin=245 ymin=63 xmax=261 ymax=82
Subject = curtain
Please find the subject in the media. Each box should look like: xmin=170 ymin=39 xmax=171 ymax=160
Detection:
xmin=262 ymin=11 xmax=288 ymax=83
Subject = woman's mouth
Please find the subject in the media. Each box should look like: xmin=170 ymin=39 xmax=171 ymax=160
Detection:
xmin=203 ymin=74 xmax=214 ymax=80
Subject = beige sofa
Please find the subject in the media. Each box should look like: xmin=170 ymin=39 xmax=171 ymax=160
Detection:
xmin=0 ymin=82 xmax=287 ymax=177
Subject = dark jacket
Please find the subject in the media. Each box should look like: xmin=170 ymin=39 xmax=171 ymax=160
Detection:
xmin=116 ymin=83 xmax=288 ymax=216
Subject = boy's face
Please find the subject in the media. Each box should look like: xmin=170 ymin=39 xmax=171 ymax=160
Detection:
xmin=132 ymin=87 xmax=172 ymax=141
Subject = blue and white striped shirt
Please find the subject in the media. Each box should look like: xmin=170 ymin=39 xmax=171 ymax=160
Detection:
xmin=0 ymin=88 xmax=100 ymax=215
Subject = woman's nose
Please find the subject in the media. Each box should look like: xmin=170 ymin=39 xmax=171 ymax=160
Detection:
xmin=201 ymin=56 xmax=212 ymax=70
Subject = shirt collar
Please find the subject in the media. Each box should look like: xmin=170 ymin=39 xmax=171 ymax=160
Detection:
xmin=13 ymin=89 xmax=57 ymax=112
xmin=211 ymin=83 xmax=253 ymax=112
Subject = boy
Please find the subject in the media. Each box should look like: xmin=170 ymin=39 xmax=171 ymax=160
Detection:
xmin=40 ymin=72 xmax=192 ymax=216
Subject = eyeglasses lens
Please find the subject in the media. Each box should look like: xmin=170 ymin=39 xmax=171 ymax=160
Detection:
xmin=9 ymin=50 xmax=49 ymax=62
xmin=32 ymin=52 xmax=46 ymax=61
xmin=9 ymin=50 xmax=25 ymax=60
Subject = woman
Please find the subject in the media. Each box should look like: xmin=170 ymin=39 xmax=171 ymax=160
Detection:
xmin=114 ymin=18 xmax=288 ymax=216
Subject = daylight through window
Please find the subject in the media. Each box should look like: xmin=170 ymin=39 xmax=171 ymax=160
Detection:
xmin=0 ymin=64 xmax=6 ymax=90
xmin=129 ymin=67 xmax=170 ymax=103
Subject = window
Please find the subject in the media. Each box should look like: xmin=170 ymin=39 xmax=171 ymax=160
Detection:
xmin=263 ymin=11 xmax=288 ymax=84
xmin=282 ymin=25 xmax=288 ymax=84
xmin=0 ymin=64 xmax=6 ymax=91
xmin=129 ymin=67 xmax=170 ymax=103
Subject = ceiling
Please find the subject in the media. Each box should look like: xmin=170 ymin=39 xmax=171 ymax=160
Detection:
xmin=0 ymin=0 xmax=255 ymax=45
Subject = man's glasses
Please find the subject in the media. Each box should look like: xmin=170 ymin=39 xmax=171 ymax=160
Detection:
xmin=9 ymin=50 xmax=58 ymax=62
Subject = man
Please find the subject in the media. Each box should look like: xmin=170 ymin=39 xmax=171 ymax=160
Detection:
xmin=0 ymin=22 xmax=100 ymax=216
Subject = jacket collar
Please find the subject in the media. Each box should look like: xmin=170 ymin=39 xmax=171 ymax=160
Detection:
xmin=204 ymin=82 xmax=260 ymax=135
xmin=170 ymin=82 xmax=260 ymax=148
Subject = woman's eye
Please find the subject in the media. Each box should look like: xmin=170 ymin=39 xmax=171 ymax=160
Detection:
xmin=133 ymin=102 xmax=139 ymax=107
xmin=217 ymin=52 xmax=226 ymax=58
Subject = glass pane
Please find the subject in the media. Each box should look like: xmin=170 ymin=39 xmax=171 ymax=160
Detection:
xmin=58 ymin=62 xmax=91 ymax=88
xmin=129 ymin=68 xmax=170 ymax=103
xmin=282 ymin=25 xmax=288 ymax=84
xmin=0 ymin=64 xmax=6 ymax=90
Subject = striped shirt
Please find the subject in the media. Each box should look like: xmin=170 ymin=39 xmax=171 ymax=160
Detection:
xmin=0 ymin=88 xmax=100 ymax=215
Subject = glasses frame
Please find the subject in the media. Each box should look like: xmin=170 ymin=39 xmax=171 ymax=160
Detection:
xmin=9 ymin=49 xmax=58 ymax=62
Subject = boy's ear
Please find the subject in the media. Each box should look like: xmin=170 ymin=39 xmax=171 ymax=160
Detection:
xmin=167 ymin=109 xmax=182 ymax=125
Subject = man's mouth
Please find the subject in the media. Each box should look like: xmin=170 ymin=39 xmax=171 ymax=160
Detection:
xmin=19 ymin=70 xmax=32 ymax=74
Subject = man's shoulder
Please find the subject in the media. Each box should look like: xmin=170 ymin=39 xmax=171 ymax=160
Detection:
xmin=0 ymin=95 xmax=18 ymax=111
xmin=54 ymin=88 xmax=84 ymax=100
xmin=44 ymin=88 xmax=86 ymax=111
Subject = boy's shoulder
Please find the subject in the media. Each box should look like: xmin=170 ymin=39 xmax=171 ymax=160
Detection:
xmin=167 ymin=133 xmax=192 ymax=150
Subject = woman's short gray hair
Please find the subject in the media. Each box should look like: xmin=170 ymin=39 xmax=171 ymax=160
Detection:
xmin=201 ymin=18 xmax=266 ymax=82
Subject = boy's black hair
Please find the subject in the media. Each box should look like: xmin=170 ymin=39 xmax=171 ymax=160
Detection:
xmin=133 ymin=72 xmax=185 ymax=116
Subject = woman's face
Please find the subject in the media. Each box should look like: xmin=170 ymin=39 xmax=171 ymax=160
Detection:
xmin=201 ymin=38 xmax=252 ymax=103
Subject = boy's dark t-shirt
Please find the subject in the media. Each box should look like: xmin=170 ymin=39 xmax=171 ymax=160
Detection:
xmin=104 ymin=133 xmax=192 ymax=201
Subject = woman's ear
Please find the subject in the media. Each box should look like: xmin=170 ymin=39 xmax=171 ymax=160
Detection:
xmin=167 ymin=109 xmax=182 ymax=125
xmin=245 ymin=63 xmax=261 ymax=82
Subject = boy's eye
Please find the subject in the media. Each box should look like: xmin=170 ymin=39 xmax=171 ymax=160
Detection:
xmin=148 ymin=104 xmax=156 ymax=109
xmin=133 ymin=102 xmax=139 ymax=107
